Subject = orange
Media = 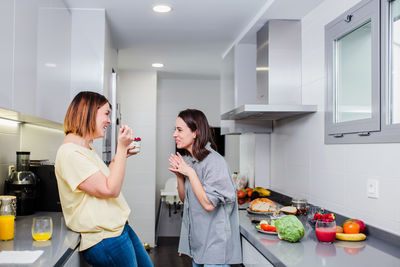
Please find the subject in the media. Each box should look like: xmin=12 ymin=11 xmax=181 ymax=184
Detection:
xmin=343 ymin=221 xmax=360 ymax=234
xmin=247 ymin=189 xmax=253 ymax=197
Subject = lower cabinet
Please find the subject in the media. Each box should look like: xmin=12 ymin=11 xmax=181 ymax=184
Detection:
xmin=63 ymin=248 xmax=91 ymax=267
xmin=241 ymin=236 xmax=273 ymax=267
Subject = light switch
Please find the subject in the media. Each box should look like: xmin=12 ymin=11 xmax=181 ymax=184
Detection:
xmin=367 ymin=179 xmax=379 ymax=199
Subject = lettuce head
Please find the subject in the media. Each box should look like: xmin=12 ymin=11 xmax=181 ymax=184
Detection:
xmin=275 ymin=215 xmax=305 ymax=242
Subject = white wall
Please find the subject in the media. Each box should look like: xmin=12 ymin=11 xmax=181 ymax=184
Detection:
xmin=156 ymin=79 xmax=220 ymax=197
xmin=269 ymin=0 xmax=400 ymax=235
xmin=119 ymin=70 xmax=157 ymax=245
xmin=156 ymin=77 xmax=220 ymax=236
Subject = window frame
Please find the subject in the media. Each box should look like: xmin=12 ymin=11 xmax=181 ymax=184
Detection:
xmin=325 ymin=0 xmax=400 ymax=144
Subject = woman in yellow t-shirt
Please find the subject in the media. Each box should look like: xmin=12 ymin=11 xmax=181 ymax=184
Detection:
xmin=55 ymin=91 xmax=153 ymax=267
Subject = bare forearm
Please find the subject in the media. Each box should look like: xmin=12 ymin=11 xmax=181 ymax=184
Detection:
xmin=177 ymin=176 xmax=185 ymax=202
xmin=187 ymin=169 xmax=214 ymax=212
xmin=106 ymin=145 xmax=127 ymax=196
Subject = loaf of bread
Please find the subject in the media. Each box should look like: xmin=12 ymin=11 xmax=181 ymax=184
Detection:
xmin=280 ymin=206 xmax=297 ymax=215
xmin=249 ymin=198 xmax=276 ymax=212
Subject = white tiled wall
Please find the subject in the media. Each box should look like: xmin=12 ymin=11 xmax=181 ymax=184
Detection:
xmin=269 ymin=0 xmax=400 ymax=235
xmin=0 ymin=120 xmax=64 ymax=194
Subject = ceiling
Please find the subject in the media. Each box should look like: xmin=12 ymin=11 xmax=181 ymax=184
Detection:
xmin=63 ymin=0 xmax=323 ymax=78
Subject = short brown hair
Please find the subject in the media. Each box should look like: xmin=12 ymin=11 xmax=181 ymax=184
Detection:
xmin=178 ymin=109 xmax=217 ymax=161
xmin=63 ymin=91 xmax=110 ymax=137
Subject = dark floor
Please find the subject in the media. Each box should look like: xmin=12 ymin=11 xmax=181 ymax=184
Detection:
xmin=148 ymin=237 xmax=243 ymax=267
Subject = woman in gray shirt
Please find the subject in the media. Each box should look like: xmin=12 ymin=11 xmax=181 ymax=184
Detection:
xmin=168 ymin=109 xmax=242 ymax=267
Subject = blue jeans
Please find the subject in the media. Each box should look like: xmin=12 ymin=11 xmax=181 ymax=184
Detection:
xmin=192 ymin=261 xmax=230 ymax=267
xmin=83 ymin=224 xmax=153 ymax=267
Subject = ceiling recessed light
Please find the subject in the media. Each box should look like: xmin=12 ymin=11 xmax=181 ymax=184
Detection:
xmin=152 ymin=63 xmax=164 ymax=68
xmin=153 ymin=5 xmax=172 ymax=13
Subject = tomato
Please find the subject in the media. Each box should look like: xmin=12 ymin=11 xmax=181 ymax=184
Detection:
xmin=343 ymin=222 xmax=360 ymax=234
xmin=265 ymin=225 xmax=276 ymax=232
xmin=237 ymin=190 xmax=246 ymax=199
xmin=260 ymin=223 xmax=269 ymax=231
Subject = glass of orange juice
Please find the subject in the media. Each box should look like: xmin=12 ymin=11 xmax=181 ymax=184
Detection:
xmin=0 ymin=215 xmax=15 ymax=240
xmin=32 ymin=217 xmax=52 ymax=241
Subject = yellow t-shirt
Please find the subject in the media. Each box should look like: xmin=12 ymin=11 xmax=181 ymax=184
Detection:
xmin=55 ymin=143 xmax=131 ymax=251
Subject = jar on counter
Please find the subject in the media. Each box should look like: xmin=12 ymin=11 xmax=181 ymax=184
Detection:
xmin=291 ymin=199 xmax=309 ymax=215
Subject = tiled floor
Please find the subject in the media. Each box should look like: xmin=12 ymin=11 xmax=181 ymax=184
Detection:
xmin=149 ymin=237 xmax=243 ymax=267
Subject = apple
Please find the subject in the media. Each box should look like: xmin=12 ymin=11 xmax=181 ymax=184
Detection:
xmin=336 ymin=226 xmax=343 ymax=233
xmin=343 ymin=219 xmax=366 ymax=233
xmin=237 ymin=189 xmax=246 ymax=199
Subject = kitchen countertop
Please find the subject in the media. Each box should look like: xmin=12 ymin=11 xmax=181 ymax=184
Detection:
xmin=239 ymin=210 xmax=400 ymax=266
xmin=0 ymin=212 xmax=80 ymax=266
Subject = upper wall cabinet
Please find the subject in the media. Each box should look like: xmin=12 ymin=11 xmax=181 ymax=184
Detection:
xmin=0 ymin=0 xmax=72 ymax=123
xmin=13 ymin=0 xmax=41 ymax=116
xmin=36 ymin=3 xmax=71 ymax=123
xmin=0 ymin=0 xmax=14 ymax=110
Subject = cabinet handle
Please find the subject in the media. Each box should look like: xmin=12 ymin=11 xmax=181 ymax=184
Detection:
xmin=358 ymin=132 xmax=370 ymax=136
xmin=344 ymin=15 xmax=353 ymax=23
xmin=333 ymin=133 xmax=344 ymax=138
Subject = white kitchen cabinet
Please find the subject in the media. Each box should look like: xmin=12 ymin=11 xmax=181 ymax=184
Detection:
xmin=0 ymin=0 xmax=14 ymax=110
xmin=36 ymin=3 xmax=71 ymax=123
xmin=242 ymin=236 xmax=273 ymax=266
xmin=11 ymin=0 xmax=71 ymax=123
xmin=13 ymin=0 xmax=39 ymax=115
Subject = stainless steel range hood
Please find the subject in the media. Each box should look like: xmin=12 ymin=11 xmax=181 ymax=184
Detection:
xmin=221 ymin=20 xmax=317 ymax=134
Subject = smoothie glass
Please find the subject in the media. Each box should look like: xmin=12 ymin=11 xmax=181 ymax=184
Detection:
xmin=315 ymin=220 xmax=336 ymax=243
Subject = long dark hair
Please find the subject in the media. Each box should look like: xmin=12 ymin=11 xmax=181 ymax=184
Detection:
xmin=178 ymin=109 xmax=217 ymax=161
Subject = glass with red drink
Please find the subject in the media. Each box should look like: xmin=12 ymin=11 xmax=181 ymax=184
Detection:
xmin=315 ymin=220 xmax=336 ymax=243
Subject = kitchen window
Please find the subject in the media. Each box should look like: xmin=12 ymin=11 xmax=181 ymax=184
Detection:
xmin=325 ymin=0 xmax=400 ymax=143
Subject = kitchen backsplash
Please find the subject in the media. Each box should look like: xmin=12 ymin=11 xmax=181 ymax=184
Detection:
xmin=0 ymin=120 xmax=64 ymax=194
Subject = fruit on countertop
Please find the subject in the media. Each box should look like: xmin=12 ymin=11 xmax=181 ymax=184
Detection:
xmin=245 ymin=188 xmax=253 ymax=197
xmin=310 ymin=212 xmax=336 ymax=228
xmin=253 ymin=187 xmax=271 ymax=197
xmin=237 ymin=189 xmax=246 ymax=199
xmin=237 ymin=198 xmax=246 ymax=205
xmin=336 ymin=232 xmax=366 ymax=241
xmin=343 ymin=219 xmax=366 ymax=233
xmin=343 ymin=221 xmax=360 ymax=234
xmin=336 ymin=226 xmax=343 ymax=233
xmin=250 ymin=191 xmax=260 ymax=201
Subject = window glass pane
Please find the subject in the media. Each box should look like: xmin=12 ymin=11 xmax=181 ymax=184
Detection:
xmin=334 ymin=21 xmax=372 ymax=123
xmin=390 ymin=0 xmax=400 ymax=124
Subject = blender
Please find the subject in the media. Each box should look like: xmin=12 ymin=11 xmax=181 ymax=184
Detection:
xmin=5 ymin=152 xmax=37 ymax=215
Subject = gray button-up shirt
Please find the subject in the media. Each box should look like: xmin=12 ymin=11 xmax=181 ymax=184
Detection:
xmin=178 ymin=143 xmax=242 ymax=264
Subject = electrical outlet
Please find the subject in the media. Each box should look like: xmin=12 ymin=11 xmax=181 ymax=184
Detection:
xmin=367 ymin=179 xmax=379 ymax=199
